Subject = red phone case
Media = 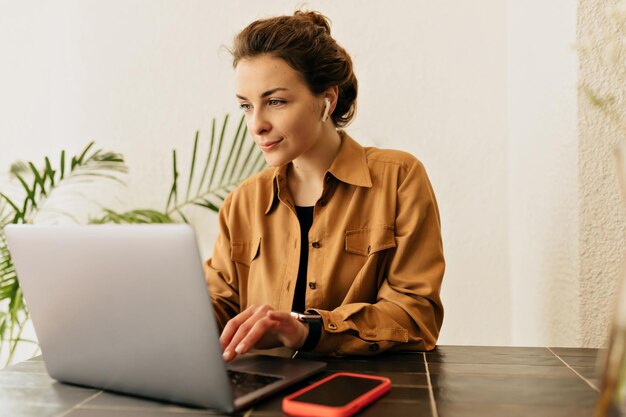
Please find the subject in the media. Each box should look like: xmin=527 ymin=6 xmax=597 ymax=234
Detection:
xmin=282 ymin=372 xmax=391 ymax=417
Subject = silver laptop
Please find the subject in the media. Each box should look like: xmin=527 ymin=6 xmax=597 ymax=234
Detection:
xmin=4 ymin=224 xmax=325 ymax=412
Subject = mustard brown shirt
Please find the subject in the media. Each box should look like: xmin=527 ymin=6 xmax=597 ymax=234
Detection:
xmin=204 ymin=130 xmax=445 ymax=355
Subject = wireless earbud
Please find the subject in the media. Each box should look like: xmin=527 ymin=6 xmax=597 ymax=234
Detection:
xmin=322 ymin=98 xmax=331 ymax=122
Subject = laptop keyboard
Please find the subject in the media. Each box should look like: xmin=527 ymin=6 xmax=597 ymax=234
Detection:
xmin=227 ymin=370 xmax=283 ymax=399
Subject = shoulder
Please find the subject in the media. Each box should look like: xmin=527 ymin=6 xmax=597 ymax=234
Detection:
xmin=233 ymin=165 xmax=275 ymax=194
xmin=363 ymin=146 xmax=425 ymax=176
xmin=221 ymin=166 xmax=274 ymax=212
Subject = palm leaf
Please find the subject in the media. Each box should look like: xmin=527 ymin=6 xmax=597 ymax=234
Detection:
xmin=91 ymin=209 xmax=173 ymax=224
xmin=185 ymin=131 xmax=200 ymax=202
xmin=0 ymin=193 xmax=22 ymax=224
xmin=44 ymin=157 xmax=55 ymax=187
xmin=220 ymin=115 xmax=245 ymax=185
xmin=208 ymin=115 xmax=229 ymax=190
xmin=99 ymin=113 xmax=266 ymax=225
xmin=196 ymin=118 xmax=216 ymax=195
xmin=228 ymin=124 xmax=248 ymax=182
xmin=167 ymin=113 xmax=266 ymax=216
xmin=0 ymin=229 xmax=22 ymax=365
xmin=59 ymin=150 xmax=66 ymax=180
xmin=0 ymin=142 xmax=127 ymax=367
xmin=166 ymin=150 xmax=179 ymax=211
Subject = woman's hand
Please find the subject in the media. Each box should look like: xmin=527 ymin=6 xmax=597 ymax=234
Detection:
xmin=220 ymin=305 xmax=309 ymax=362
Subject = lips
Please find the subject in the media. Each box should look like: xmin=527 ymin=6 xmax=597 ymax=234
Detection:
xmin=258 ymin=138 xmax=283 ymax=152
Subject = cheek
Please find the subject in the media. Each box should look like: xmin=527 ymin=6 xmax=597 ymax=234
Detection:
xmin=281 ymin=104 xmax=319 ymax=133
xmin=243 ymin=116 xmax=256 ymax=140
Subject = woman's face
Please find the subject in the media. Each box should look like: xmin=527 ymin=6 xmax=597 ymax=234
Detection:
xmin=235 ymin=55 xmax=325 ymax=167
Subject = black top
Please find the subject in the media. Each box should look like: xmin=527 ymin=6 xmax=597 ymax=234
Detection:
xmin=292 ymin=205 xmax=314 ymax=313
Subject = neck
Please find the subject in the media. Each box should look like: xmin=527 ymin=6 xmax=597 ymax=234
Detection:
xmin=289 ymin=128 xmax=342 ymax=185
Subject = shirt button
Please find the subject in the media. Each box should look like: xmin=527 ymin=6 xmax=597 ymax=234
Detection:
xmin=328 ymin=323 xmax=337 ymax=330
xmin=308 ymin=282 xmax=317 ymax=289
xmin=369 ymin=343 xmax=379 ymax=352
xmin=312 ymin=241 xmax=321 ymax=248
xmin=318 ymin=199 xmax=327 ymax=207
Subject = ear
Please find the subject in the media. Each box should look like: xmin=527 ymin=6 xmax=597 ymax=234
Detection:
xmin=322 ymin=98 xmax=332 ymax=122
xmin=322 ymin=86 xmax=339 ymax=121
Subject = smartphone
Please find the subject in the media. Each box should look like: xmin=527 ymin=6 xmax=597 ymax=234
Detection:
xmin=282 ymin=372 xmax=391 ymax=417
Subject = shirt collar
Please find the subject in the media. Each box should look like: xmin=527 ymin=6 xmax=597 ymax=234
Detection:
xmin=327 ymin=130 xmax=373 ymax=188
xmin=264 ymin=130 xmax=372 ymax=215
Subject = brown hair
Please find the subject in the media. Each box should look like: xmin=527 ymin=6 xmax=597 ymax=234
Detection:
xmin=231 ymin=10 xmax=358 ymax=127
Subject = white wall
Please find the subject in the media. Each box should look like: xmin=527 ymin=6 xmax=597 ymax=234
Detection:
xmin=507 ymin=2 xmax=580 ymax=346
xmin=0 ymin=0 xmax=588 ymax=361
xmin=578 ymin=0 xmax=626 ymax=348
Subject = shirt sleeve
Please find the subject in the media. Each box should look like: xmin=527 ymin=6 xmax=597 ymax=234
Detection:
xmin=203 ymin=194 xmax=241 ymax=331
xmin=308 ymin=159 xmax=445 ymax=355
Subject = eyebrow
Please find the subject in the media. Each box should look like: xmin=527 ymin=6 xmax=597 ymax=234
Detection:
xmin=236 ymin=87 xmax=289 ymax=100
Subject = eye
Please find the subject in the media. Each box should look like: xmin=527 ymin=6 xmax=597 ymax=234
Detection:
xmin=239 ymin=103 xmax=252 ymax=112
xmin=268 ymin=99 xmax=286 ymax=107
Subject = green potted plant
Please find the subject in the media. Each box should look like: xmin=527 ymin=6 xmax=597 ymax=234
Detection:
xmin=0 ymin=114 xmax=264 ymax=367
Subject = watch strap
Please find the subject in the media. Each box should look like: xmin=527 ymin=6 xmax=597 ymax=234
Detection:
xmin=300 ymin=316 xmax=322 ymax=351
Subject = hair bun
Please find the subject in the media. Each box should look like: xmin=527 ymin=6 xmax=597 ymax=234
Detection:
xmin=294 ymin=10 xmax=331 ymax=34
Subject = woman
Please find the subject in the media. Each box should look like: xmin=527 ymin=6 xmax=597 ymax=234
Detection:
xmin=205 ymin=10 xmax=444 ymax=362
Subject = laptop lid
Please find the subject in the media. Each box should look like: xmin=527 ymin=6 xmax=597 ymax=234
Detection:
xmin=4 ymin=224 xmax=325 ymax=411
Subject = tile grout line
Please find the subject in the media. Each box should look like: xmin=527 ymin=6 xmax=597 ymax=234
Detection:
xmin=423 ymin=352 xmax=439 ymax=417
xmin=52 ymin=391 xmax=103 ymax=417
xmin=547 ymin=347 xmax=599 ymax=392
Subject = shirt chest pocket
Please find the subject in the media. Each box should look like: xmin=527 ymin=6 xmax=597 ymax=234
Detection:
xmin=345 ymin=226 xmax=396 ymax=256
xmin=230 ymin=237 xmax=261 ymax=266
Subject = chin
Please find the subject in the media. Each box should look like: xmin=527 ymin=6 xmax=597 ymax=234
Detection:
xmin=263 ymin=145 xmax=300 ymax=167
xmin=263 ymin=154 xmax=290 ymax=168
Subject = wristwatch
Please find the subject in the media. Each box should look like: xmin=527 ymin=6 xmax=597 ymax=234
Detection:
xmin=290 ymin=312 xmax=322 ymax=351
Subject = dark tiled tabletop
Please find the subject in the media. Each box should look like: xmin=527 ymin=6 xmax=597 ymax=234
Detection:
xmin=0 ymin=346 xmax=602 ymax=417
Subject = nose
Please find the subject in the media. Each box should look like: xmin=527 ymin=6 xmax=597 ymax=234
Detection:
xmin=249 ymin=108 xmax=271 ymax=136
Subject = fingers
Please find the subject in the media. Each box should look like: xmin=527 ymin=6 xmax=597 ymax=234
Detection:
xmin=219 ymin=305 xmax=259 ymax=350
xmin=230 ymin=315 xmax=278 ymax=357
xmin=267 ymin=311 xmax=299 ymax=332
xmin=220 ymin=306 xmax=311 ymax=362
xmin=234 ymin=311 xmax=304 ymax=354
xmin=222 ymin=305 xmax=276 ymax=362
xmin=267 ymin=311 xmax=309 ymax=349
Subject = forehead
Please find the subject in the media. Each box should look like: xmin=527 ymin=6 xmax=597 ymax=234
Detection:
xmin=235 ymin=55 xmax=308 ymax=96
